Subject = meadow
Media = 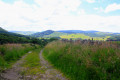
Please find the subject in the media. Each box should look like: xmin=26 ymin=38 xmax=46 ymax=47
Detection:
xmin=43 ymin=40 xmax=120 ymax=80
xmin=0 ymin=43 xmax=40 ymax=72
xmin=60 ymin=34 xmax=110 ymax=41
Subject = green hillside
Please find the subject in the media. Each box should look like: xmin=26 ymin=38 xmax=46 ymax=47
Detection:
xmin=0 ymin=27 xmax=48 ymax=46
xmin=0 ymin=27 xmax=8 ymax=33
xmin=107 ymin=35 xmax=120 ymax=41
xmin=43 ymin=32 xmax=68 ymax=38
xmin=10 ymin=31 xmax=36 ymax=35
xmin=0 ymin=27 xmax=7 ymax=32
xmin=60 ymin=34 xmax=110 ymax=41
xmin=30 ymin=30 xmax=119 ymax=41
xmin=31 ymin=30 xmax=54 ymax=37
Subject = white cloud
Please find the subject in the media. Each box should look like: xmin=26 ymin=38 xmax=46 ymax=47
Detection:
xmin=34 ymin=0 xmax=81 ymax=12
xmin=94 ymin=7 xmax=104 ymax=13
xmin=105 ymin=3 xmax=120 ymax=13
xmin=77 ymin=9 xmax=86 ymax=15
xmin=0 ymin=0 xmax=120 ymax=33
xmin=47 ymin=14 xmax=120 ymax=32
xmin=86 ymin=0 xmax=95 ymax=3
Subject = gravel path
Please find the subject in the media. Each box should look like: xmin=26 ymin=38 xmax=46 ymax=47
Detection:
xmin=39 ymin=50 xmax=68 ymax=80
xmin=0 ymin=50 xmax=68 ymax=80
xmin=0 ymin=51 xmax=30 ymax=80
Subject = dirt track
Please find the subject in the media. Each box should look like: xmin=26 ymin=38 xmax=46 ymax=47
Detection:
xmin=0 ymin=50 xmax=68 ymax=80
xmin=39 ymin=50 xmax=68 ymax=80
xmin=0 ymin=52 xmax=28 ymax=80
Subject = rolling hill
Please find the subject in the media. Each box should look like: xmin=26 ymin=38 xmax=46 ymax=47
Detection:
xmin=1 ymin=27 xmax=119 ymax=41
xmin=30 ymin=30 xmax=120 ymax=41
xmin=58 ymin=30 xmax=114 ymax=37
xmin=58 ymin=30 xmax=98 ymax=34
xmin=31 ymin=30 xmax=56 ymax=37
xmin=10 ymin=31 xmax=36 ymax=35
xmin=30 ymin=30 xmax=68 ymax=38
xmin=0 ymin=27 xmax=37 ymax=44
xmin=0 ymin=27 xmax=30 ymax=38
xmin=0 ymin=27 xmax=8 ymax=33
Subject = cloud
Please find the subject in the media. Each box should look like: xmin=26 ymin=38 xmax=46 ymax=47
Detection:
xmin=0 ymin=0 xmax=81 ymax=31
xmin=77 ymin=9 xmax=86 ymax=15
xmin=86 ymin=0 xmax=95 ymax=3
xmin=34 ymin=0 xmax=81 ymax=12
xmin=48 ymin=14 xmax=120 ymax=32
xmin=0 ymin=0 xmax=120 ymax=33
xmin=94 ymin=7 xmax=104 ymax=13
xmin=105 ymin=3 xmax=120 ymax=13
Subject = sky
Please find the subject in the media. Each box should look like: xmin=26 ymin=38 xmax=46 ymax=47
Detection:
xmin=0 ymin=0 xmax=120 ymax=32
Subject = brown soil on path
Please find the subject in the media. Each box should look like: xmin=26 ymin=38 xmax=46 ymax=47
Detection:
xmin=0 ymin=51 xmax=32 ymax=80
xmin=0 ymin=50 xmax=68 ymax=80
xmin=39 ymin=50 xmax=68 ymax=80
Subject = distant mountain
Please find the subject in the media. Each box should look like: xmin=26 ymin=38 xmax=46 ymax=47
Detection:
xmin=31 ymin=30 xmax=55 ymax=37
xmin=42 ymin=32 xmax=68 ymax=38
xmin=30 ymin=30 xmax=120 ymax=41
xmin=58 ymin=30 xmax=84 ymax=34
xmin=0 ymin=27 xmax=29 ymax=38
xmin=10 ymin=31 xmax=36 ymax=35
xmin=0 ymin=27 xmax=32 ymax=44
xmin=58 ymin=30 xmax=98 ymax=34
xmin=58 ymin=30 xmax=114 ymax=37
xmin=31 ymin=30 xmax=68 ymax=38
xmin=0 ymin=27 xmax=8 ymax=33
xmin=107 ymin=35 xmax=120 ymax=41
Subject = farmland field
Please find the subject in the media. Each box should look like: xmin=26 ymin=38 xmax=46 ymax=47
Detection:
xmin=60 ymin=34 xmax=110 ymax=41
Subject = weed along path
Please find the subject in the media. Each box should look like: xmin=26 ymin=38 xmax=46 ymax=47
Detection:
xmin=0 ymin=51 xmax=31 ymax=80
xmin=0 ymin=50 xmax=68 ymax=80
xmin=39 ymin=50 xmax=68 ymax=80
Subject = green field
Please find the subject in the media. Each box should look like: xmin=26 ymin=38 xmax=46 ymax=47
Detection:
xmin=60 ymin=34 xmax=110 ymax=41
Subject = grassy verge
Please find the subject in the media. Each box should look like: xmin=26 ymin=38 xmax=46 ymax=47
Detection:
xmin=43 ymin=41 xmax=120 ymax=80
xmin=20 ymin=49 xmax=44 ymax=77
xmin=0 ymin=44 xmax=40 ymax=72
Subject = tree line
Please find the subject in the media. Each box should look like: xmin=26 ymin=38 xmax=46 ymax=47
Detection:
xmin=0 ymin=33 xmax=58 ymax=47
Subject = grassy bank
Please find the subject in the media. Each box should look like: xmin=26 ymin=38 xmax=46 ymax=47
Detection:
xmin=0 ymin=44 xmax=40 ymax=71
xmin=43 ymin=41 xmax=120 ymax=80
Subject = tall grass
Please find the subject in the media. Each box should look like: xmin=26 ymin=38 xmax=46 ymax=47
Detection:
xmin=43 ymin=41 xmax=120 ymax=80
xmin=0 ymin=44 xmax=39 ymax=71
